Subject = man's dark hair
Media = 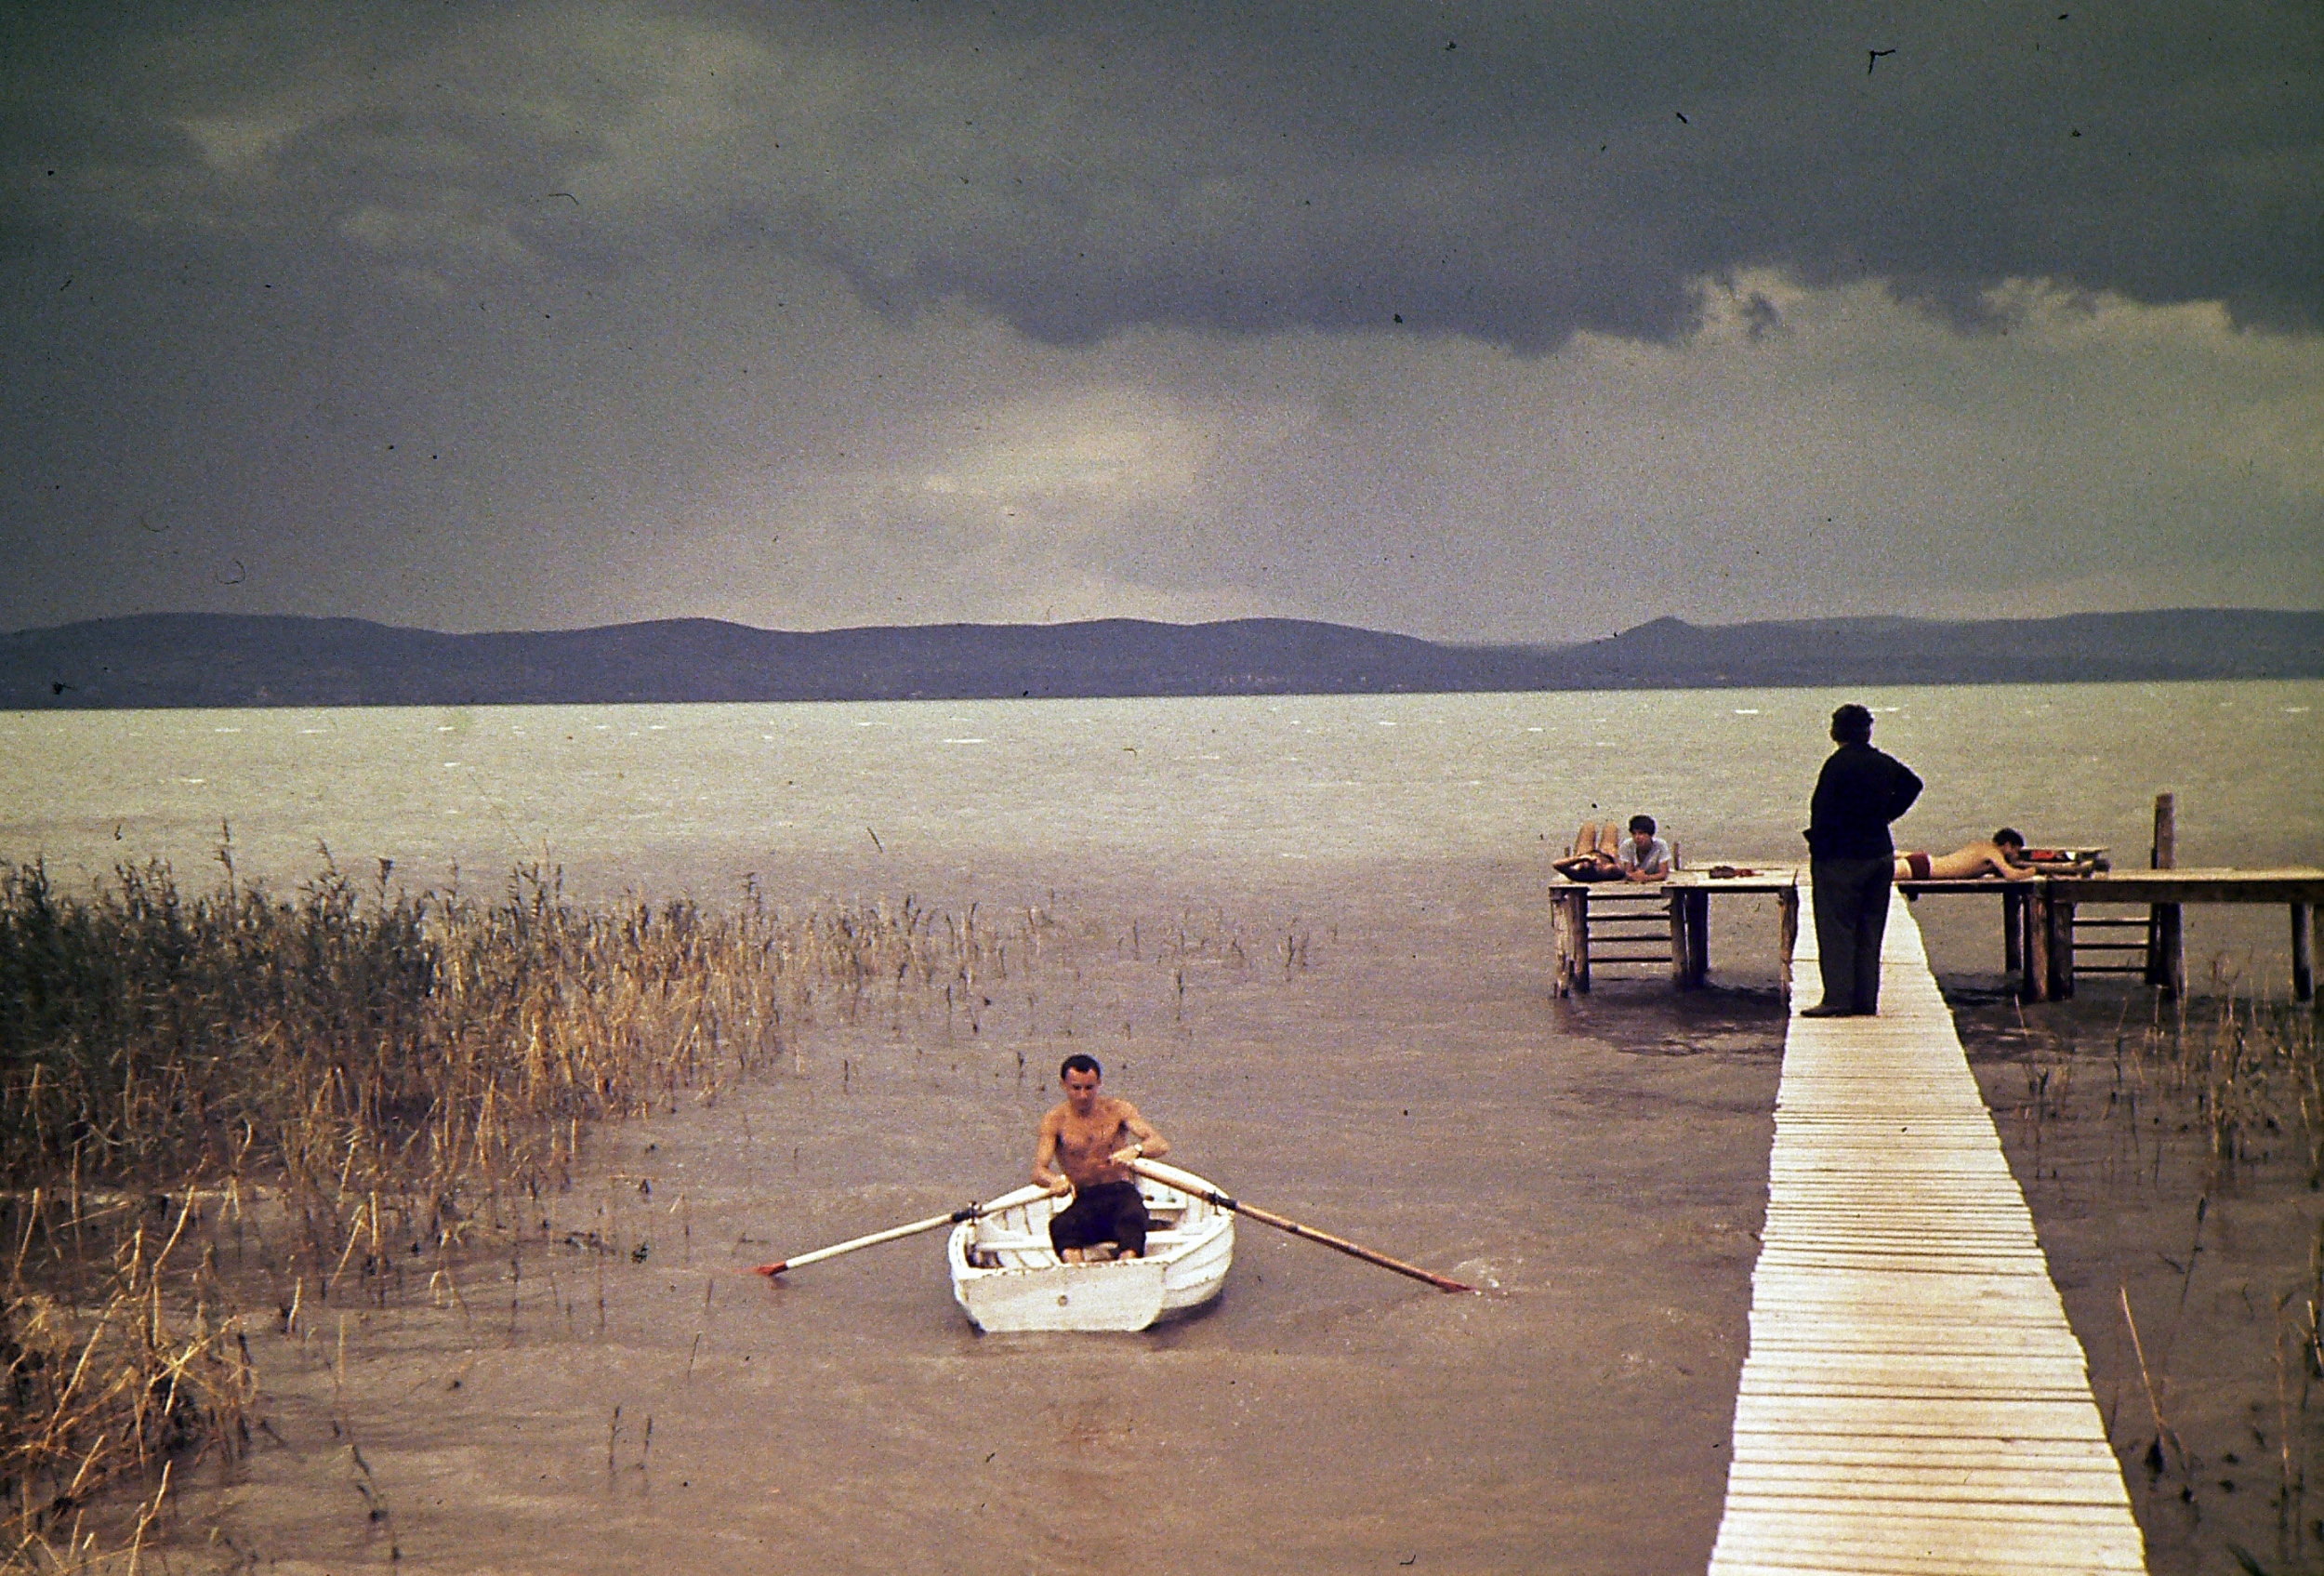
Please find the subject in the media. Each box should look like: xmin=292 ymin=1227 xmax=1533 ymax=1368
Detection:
xmin=1629 ymin=814 xmax=1656 ymax=835
xmin=1993 ymin=828 xmax=2025 ymax=849
xmin=1059 ymin=1053 xmax=1103 ymax=1080
xmin=1829 ymin=704 xmax=1875 ymax=745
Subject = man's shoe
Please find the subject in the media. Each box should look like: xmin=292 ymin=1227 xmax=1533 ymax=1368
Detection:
xmin=1800 ymin=1002 xmax=1855 ymax=1018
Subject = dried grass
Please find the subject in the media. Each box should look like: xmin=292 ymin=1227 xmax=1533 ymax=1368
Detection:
xmin=0 ymin=851 xmax=1021 ymax=1564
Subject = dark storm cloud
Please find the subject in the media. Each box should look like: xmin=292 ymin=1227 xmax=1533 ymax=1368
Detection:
xmin=7 ymin=1 xmax=2317 ymax=351
xmin=1 ymin=1 xmax=2316 ymax=640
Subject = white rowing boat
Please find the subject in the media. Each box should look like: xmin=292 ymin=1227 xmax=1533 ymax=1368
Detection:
xmin=946 ymin=1170 xmax=1235 ymax=1332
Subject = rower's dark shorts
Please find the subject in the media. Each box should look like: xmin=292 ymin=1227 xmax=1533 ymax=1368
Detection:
xmin=1050 ymin=1181 xmax=1148 ymax=1257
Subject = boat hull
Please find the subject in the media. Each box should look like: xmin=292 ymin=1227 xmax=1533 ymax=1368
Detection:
xmin=947 ymin=1173 xmax=1234 ymax=1332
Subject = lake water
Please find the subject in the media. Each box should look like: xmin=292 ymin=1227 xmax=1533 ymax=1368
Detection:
xmin=3 ymin=682 xmax=2318 ymax=1573
xmin=4 ymin=681 xmax=2317 ymax=901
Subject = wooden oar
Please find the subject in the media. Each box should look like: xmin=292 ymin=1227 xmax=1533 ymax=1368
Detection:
xmin=752 ymin=1182 xmax=1053 ymax=1278
xmin=1127 ymin=1158 xmax=1474 ymax=1294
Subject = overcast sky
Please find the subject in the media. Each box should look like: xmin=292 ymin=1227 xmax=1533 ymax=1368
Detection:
xmin=4 ymin=1 xmax=2317 ymax=643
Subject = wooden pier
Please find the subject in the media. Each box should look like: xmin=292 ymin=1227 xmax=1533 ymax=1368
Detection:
xmin=1550 ymin=869 xmax=1795 ymax=995
xmin=1550 ymin=867 xmax=2324 ymax=1003
xmin=2014 ymin=869 xmax=2322 ymax=1002
xmin=1708 ymin=887 xmax=2146 ymax=1575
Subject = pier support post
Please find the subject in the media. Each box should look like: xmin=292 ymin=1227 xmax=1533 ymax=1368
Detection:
xmin=1686 ymin=890 xmax=1710 ymax=987
xmin=2146 ymin=792 xmax=2185 ymax=998
xmin=2003 ymin=887 xmax=2023 ymax=974
xmin=1669 ymin=893 xmax=1691 ymax=987
xmin=1552 ymin=888 xmax=1591 ymax=996
xmin=1552 ymin=889 xmax=1572 ymax=996
xmin=2295 ymin=903 xmax=2315 ymax=1004
xmin=2052 ymin=894 xmax=2078 ymax=1000
xmin=1777 ymin=888 xmax=1799 ymax=1000
xmin=2021 ymin=884 xmax=2052 ymax=1003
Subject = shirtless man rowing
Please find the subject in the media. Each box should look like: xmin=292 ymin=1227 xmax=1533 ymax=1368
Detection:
xmin=1895 ymin=828 xmax=2038 ymax=882
xmin=1033 ymin=1053 xmax=1170 ymax=1262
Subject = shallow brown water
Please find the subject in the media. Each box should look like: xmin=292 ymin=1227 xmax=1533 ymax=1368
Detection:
xmin=162 ymin=863 xmax=1783 ymax=1575
xmin=1965 ymin=989 xmax=2324 ymax=1576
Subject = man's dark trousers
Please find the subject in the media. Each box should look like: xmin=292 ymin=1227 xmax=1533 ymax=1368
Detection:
xmin=1812 ymin=855 xmax=1894 ymax=1014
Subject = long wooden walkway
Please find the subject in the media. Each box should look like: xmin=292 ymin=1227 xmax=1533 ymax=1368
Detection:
xmin=1708 ymin=887 xmax=2146 ymax=1574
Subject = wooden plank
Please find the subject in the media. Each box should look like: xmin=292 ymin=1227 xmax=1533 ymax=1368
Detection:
xmin=2146 ymin=794 xmax=2183 ymax=994
xmin=1708 ymin=887 xmax=2146 ymax=1575
xmin=2051 ymin=869 xmax=2324 ymax=903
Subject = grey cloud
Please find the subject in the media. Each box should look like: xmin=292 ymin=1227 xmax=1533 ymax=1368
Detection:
xmin=1 ymin=1 xmax=2315 ymax=642
xmin=9 ymin=2 xmax=2316 ymax=348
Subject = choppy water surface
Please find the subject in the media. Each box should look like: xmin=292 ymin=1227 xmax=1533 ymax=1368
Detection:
xmin=1 ymin=682 xmax=2317 ymax=1573
xmin=4 ymin=682 xmax=2317 ymax=898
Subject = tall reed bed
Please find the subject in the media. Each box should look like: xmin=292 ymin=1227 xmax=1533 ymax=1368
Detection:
xmin=0 ymin=853 xmax=1013 ymax=1563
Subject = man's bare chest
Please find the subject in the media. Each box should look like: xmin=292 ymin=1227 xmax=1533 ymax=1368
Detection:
xmin=1055 ymin=1109 xmax=1127 ymax=1159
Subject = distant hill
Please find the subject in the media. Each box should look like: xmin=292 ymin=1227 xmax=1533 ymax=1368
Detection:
xmin=3 ymin=609 xmax=2318 ymax=709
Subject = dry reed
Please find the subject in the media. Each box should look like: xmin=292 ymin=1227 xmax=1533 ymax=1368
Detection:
xmin=0 ymin=851 xmax=1034 ymax=1564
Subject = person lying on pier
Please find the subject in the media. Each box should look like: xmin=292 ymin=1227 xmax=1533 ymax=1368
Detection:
xmin=1552 ymin=820 xmax=1625 ymax=881
xmin=1034 ymin=1053 xmax=1171 ymax=1262
xmin=1554 ymin=816 xmax=1671 ymax=881
xmin=1894 ymin=828 xmax=2037 ymax=882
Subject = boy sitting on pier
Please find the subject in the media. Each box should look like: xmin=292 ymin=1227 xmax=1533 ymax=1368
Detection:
xmin=1895 ymin=828 xmax=2038 ymax=882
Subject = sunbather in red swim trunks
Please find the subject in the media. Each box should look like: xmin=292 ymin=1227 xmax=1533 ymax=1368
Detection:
xmin=1894 ymin=829 xmax=2038 ymax=882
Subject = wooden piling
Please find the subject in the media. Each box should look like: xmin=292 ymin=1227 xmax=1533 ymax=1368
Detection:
xmin=2052 ymin=893 xmax=2077 ymax=999
xmin=1776 ymin=888 xmax=1798 ymax=1000
xmin=2021 ymin=885 xmax=2051 ymax=1003
xmin=1552 ymin=888 xmax=1573 ymax=996
xmin=1551 ymin=887 xmax=1591 ymax=995
xmin=2295 ymin=903 xmax=2315 ymax=1004
xmin=2002 ymin=886 xmax=2022 ymax=974
xmin=2145 ymin=793 xmax=2185 ymax=997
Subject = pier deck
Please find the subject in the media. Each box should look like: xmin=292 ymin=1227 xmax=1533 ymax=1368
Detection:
xmin=1708 ymin=887 xmax=2146 ymax=1574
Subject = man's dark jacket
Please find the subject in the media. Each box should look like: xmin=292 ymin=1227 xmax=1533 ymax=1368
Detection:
xmin=1806 ymin=744 xmax=1923 ymax=858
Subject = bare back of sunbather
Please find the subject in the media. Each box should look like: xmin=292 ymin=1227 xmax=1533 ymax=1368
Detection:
xmin=1897 ymin=839 xmax=2037 ymax=881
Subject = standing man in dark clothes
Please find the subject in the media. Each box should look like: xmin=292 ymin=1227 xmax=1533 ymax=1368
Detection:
xmin=1803 ymin=704 xmax=1922 ymax=1017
